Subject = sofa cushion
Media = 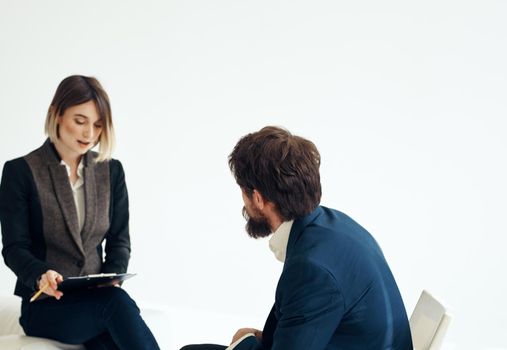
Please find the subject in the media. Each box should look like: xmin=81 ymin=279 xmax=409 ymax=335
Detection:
xmin=0 ymin=334 xmax=84 ymax=350
xmin=0 ymin=295 xmax=84 ymax=350
xmin=0 ymin=296 xmax=24 ymax=336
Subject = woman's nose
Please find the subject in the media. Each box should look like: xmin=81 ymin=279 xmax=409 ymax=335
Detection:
xmin=83 ymin=125 xmax=94 ymax=139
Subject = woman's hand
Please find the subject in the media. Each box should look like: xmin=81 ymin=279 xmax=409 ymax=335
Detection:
xmin=38 ymin=270 xmax=64 ymax=300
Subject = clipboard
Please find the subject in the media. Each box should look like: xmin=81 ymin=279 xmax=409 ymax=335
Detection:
xmin=57 ymin=273 xmax=136 ymax=292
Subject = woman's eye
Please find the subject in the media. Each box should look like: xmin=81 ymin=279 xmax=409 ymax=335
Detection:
xmin=75 ymin=119 xmax=85 ymax=125
xmin=94 ymin=124 xmax=103 ymax=129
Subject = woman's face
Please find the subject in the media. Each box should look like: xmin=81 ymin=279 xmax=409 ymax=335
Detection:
xmin=56 ymin=100 xmax=103 ymax=159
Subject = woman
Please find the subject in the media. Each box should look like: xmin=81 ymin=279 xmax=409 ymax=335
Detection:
xmin=0 ymin=75 xmax=160 ymax=349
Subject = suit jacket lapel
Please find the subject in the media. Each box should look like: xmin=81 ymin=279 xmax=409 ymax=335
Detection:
xmin=48 ymin=163 xmax=85 ymax=256
xmin=265 ymin=206 xmax=323 ymax=343
xmin=81 ymin=152 xmax=97 ymax=241
xmin=42 ymin=139 xmax=85 ymax=256
xmin=262 ymin=304 xmax=277 ymax=349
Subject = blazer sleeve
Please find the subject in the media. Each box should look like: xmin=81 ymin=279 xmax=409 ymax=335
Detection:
xmin=231 ymin=335 xmax=262 ymax=350
xmin=270 ymin=258 xmax=344 ymax=350
xmin=0 ymin=160 xmax=49 ymax=290
xmin=101 ymin=159 xmax=131 ymax=273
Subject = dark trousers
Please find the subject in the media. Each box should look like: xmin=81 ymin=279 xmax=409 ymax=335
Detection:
xmin=180 ymin=346 xmax=227 ymax=350
xmin=20 ymin=287 xmax=160 ymax=350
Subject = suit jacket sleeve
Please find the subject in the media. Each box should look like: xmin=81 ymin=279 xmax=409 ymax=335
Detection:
xmin=275 ymin=259 xmax=346 ymax=350
xmin=101 ymin=160 xmax=131 ymax=273
xmin=232 ymin=335 xmax=262 ymax=350
xmin=234 ymin=258 xmax=344 ymax=350
xmin=0 ymin=160 xmax=48 ymax=290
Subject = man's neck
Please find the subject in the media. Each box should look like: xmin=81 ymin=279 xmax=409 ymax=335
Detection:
xmin=266 ymin=208 xmax=283 ymax=233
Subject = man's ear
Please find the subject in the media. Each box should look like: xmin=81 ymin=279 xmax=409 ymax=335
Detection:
xmin=252 ymin=189 xmax=266 ymax=210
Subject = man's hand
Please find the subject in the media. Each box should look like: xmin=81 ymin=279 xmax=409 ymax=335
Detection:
xmin=38 ymin=270 xmax=64 ymax=300
xmin=230 ymin=328 xmax=262 ymax=345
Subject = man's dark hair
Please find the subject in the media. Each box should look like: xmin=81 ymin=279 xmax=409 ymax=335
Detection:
xmin=229 ymin=126 xmax=322 ymax=221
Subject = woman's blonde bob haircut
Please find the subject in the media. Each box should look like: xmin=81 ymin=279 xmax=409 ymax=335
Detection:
xmin=45 ymin=75 xmax=115 ymax=162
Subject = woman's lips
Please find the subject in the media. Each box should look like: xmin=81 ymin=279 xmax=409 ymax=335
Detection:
xmin=78 ymin=140 xmax=91 ymax=147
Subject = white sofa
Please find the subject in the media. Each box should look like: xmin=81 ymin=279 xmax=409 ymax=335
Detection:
xmin=0 ymin=295 xmax=84 ymax=350
xmin=0 ymin=295 xmax=180 ymax=350
xmin=0 ymin=295 xmax=179 ymax=350
xmin=0 ymin=294 xmax=264 ymax=350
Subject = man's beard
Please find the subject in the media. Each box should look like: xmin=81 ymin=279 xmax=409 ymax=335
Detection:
xmin=242 ymin=206 xmax=272 ymax=239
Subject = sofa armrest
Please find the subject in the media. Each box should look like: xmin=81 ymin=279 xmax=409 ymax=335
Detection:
xmin=0 ymin=296 xmax=24 ymax=336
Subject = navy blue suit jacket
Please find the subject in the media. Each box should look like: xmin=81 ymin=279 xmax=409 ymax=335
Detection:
xmin=236 ymin=206 xmax=412 ymax=350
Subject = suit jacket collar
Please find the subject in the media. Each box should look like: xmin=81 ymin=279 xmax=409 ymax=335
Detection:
xmin=261 ymin=207 xmax=323 ymax=348
xmin=285 ymin=206 xmax=323 ymax=260
xmin=41 ymin=139 xmax=98 ymax=255
xmin=41 ymin=138 xmax=61 ymax=164
xmin=41 ymin=138 xmax=95 ymax=167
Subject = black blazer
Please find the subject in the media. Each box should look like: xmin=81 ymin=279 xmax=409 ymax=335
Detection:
xmin=0 ymin=140 xmax=130 ymax=300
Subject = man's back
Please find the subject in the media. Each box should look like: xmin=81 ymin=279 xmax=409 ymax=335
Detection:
xmin=266 ymin=206 xmax=412 ymax=349
xmin=181 ymin=126 xmax=413 ymax=350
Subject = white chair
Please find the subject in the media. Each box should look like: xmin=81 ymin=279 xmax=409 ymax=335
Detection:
xmin=410 ymin=290 xmax=452 ymax=350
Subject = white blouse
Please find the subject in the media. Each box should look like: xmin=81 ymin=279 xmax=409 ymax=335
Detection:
xmin=61 ymin=159 xmax=85 ymax=233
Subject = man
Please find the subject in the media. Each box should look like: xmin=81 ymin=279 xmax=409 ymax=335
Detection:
xmin=182 ymin=126 xmax=413 ymax=350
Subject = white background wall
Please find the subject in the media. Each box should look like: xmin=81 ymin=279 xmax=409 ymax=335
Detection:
xmin=1 ymin=1 xmax=506 ymax=349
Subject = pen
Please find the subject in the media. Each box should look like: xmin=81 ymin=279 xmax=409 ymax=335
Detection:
xmin=30 ymin=283 xmax=49 ymax=303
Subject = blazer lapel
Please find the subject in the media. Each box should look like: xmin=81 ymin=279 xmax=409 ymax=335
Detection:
xmin=81 ymin=152 xmax=97 ymax=240
xmin=48 ymin=163 xmax=85 ymax=256
xmin=261 ymin=304 xmax=277 ymax=349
